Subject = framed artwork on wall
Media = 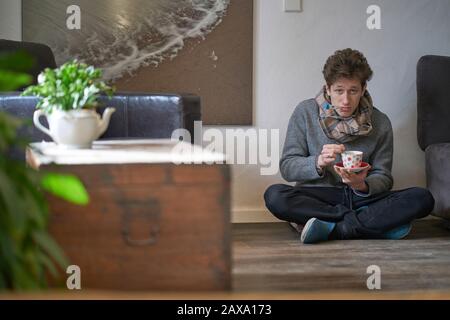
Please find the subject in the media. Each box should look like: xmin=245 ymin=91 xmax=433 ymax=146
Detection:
xmin=22 ymin=0 xmax=253 ymax=125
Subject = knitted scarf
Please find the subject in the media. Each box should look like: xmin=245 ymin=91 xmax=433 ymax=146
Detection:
xmin=316 ymin=86 xmax=373 ymax=143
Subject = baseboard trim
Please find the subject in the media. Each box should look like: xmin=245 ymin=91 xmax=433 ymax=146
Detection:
xmin=232 ymin=208 xmax=282 ymax=223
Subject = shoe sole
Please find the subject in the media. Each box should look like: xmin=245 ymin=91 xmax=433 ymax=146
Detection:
xmin=300 ymin=218 xmax=317 ymax=243
xmin=397 ymin=224 xmax=412 ymax=239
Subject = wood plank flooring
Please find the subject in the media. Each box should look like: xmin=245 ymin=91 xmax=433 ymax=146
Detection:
xmin=3 ymin=218 xmax=450 ymax=299
xmin=232 ymin=217 xmax=450 ymax=293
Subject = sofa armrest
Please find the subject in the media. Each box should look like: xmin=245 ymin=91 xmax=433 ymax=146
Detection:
xmin=417 ymin=55 xmax=450 ymax=150
xmin=425 ymin=143 xmax=450 ymax=219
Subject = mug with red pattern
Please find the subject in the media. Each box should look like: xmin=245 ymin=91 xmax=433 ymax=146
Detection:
xmin=342 ymin=151 xmax=363 ymax=169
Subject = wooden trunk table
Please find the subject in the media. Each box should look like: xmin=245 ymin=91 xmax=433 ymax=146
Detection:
xmin=26 ymin=139 xmax=230 ymax=291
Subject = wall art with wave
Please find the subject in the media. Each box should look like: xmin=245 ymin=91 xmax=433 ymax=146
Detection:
xmin=23 ymin=0 xmax=253 ymax=125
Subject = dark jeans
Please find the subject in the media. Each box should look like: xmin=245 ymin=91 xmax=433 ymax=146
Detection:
xmin=264 ymin=184 xmax=435 ymax=239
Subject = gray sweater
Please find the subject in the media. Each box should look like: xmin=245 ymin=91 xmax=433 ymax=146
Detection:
xmin=280 ymin=98 xmax=393 ymax=196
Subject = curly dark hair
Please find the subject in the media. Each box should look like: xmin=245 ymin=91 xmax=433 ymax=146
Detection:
xmin=322 ymin=48 xmax=373 ymax=87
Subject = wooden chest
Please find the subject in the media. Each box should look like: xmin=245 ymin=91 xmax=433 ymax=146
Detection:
xmin=27 ymin=140 xmax=231 ymax=291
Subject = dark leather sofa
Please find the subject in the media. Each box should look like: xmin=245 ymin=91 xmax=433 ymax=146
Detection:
xmin=0 ymin=91 xmax=201 ymax=144
xmin=0 ymin=39 xmax=201 ymax=156
xmin=417 ymin=55 xmax=450 ymax=220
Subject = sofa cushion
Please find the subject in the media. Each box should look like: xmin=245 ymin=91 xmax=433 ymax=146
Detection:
xmin=425 ymin=143 xmax=450 ymax=219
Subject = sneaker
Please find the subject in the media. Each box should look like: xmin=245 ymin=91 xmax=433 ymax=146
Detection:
xmin=356 ymin=206 xmax=412 ymax=240
xmin=289 ymin=222 xmax=303 ymax=233
xmin=356 ymin=206 xmax=412 ymax=239
xmin=381 ymin=223 xmax=412 ymax=240
xmin=300 ymin=218 xmax=336 ymax=244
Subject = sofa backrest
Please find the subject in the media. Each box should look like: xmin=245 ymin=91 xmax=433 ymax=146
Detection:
xmin=0 ymin=92 xmax=201 ymax=144
xmin=417 ymin=55 xmax=450 ymax=150
xmin=0 ymin=39 xmax=57 ymax=86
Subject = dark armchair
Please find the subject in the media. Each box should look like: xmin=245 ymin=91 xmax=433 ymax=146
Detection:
xmin=417 ymin=55 xmax=450 ymax=220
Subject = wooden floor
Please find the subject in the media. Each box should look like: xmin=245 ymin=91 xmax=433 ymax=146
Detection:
xmin=3 ymin=217 xmax=450 ymax=299
xmin=232 ymin=217 xmax=450 ymax=293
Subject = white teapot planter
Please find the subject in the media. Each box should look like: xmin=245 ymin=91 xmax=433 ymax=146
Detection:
xmin=33 ymin=108 xmax=115 ymax=149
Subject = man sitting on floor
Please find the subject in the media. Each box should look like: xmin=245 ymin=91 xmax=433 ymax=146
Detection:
xmin=264 ymin=48 xmax=434 ymax=244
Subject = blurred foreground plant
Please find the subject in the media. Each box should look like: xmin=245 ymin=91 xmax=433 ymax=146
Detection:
xmin=0 ymin=52 xmax=89 ymax=290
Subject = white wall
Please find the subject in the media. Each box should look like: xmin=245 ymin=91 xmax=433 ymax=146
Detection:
xmin=4 ymin=0 xmax=450 ymax=223
xmin=0 ymin=0 xmax=22 ymax=40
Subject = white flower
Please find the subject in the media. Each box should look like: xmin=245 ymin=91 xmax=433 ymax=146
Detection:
xmin=72 ymin=93 xmax=80 ymax=109
xmin=83 ymin=85 xmax=99 ymax=97
xmin=37 ymin=73 xmax=46 ymax=84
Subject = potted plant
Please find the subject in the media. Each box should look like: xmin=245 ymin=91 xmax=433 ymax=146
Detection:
xmin=22 ymin=60 xmax=116 ymax=149
xmin=0 ymin=52 xmax=89 ymax=290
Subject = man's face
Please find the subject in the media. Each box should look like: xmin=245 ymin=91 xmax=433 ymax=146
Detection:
xmin=326 ymin=78 xmax=366 ymax=118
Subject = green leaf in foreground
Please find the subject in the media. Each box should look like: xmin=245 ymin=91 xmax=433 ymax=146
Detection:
xmin=41 ymin=173 xmax=89 ymax=205
xmin=0 ymin=70 xmax=32 ymax=92
xmin=0 ymin=51 xmax=35 ymax=72
xmin=32 ymin=230 xmax=69 ymax=271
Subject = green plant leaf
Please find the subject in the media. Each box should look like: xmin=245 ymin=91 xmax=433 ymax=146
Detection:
xmin=21 ymin=60 xmax=115 ymax=112
xmin=32 ymin=231 xmax=69 ymax=271
xmin=0 ymin=232 xmax=16 ymax=289
xmin=12 ymin=261 xmax=41 ymax=290
xmin=36 ymin=251 xmax=59 ymax=279
xmin=0 ymin=52 xmax=68 ymax=291
xmin=0 ymin=51 xmax=35 ymax=72
xmin=41 ymin=173 xmax=89 ymax=205
xmin=0 ymin=168 xmax=27 ymax=233
xmin=0 ymin=70 xmax=32 ymax=92
xmin=0 ymin=112 xmax=22 ymax=151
